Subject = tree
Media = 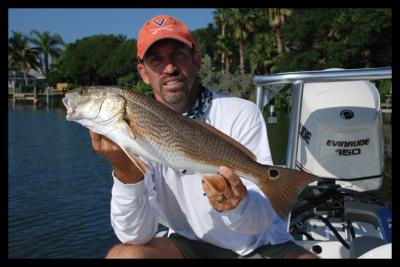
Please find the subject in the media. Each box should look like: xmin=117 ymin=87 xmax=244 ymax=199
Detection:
xmin=8 ymin=31 xmax=40 ymax=85
xmin=99 ymin=38 xmax=137 ymax=83
xmin=29 ymin=30 xmax=65 ymax=76
xmin=192 ymin=23 xmax=218 ymax=65
xmin=326 ymin=8 xmax=392 ymax=68
xmin=48 ymin=35 xmax=138 ymax=86
xmin=200 ymin=54 xmax=220 ymax=88
xmin=227 ymin=9 xmax=257 ymax=74
xmin=214 ymin=9 xmax=232 ymax=74
xmin=266 ymin=8 xmax=293 ymax=55
xmin=246 ymin=9 xmax=277 ymax=74
xmin=275 ymin=8 xmax=391 ymax=72
xmin=109 ymin=39 xmax=140 ymax=88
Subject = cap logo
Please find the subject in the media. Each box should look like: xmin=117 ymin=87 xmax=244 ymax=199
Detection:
xmin=150 ymin=18 xmax=175 ymax=35
xmin=153 ymin=18 xmax=166 ymax=26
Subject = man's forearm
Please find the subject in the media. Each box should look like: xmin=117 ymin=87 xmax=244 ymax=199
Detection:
xmin=110 ymin=175 xmax=159 ymax=244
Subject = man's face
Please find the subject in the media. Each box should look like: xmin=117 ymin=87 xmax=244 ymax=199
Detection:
xmin=137 ymin=39 xmax=201 ymax=112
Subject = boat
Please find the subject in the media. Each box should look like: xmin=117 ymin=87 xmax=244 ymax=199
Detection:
xmin=155 ymin=67 xmax=392 ymax=258
xmin=254 ymin=67 xmax=392 ymax=258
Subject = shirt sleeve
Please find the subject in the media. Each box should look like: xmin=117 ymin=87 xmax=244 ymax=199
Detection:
xmin=110 ymin=168 xmax=160 ymax=245
xmin=220 ymin=106 xmax=278 ymax=234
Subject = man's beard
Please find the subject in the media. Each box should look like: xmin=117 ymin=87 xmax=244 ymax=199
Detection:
xmin=160 ymin=87 xmax=189 ymax=104
xmin=159 ymin=73 xmax=197 ymax=105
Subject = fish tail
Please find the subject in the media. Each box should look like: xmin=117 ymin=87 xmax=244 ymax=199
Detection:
xmin=257 ymin=166 xmax=319 ymax=219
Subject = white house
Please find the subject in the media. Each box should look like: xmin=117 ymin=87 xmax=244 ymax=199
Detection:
xmin=8 ymin=69 xmax=45 ymax=94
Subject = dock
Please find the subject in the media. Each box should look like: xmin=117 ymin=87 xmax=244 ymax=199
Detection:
xmin=381 ymin=103 xmax=392 ymax=114
xmin=9 ymin=86 xmax=64 ymax=105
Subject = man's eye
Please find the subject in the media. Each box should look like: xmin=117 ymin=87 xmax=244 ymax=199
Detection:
xmin=149 ymin=57 xmax=162 ymax=65
xmin=173 ymin=51 xmax=187 ymax=59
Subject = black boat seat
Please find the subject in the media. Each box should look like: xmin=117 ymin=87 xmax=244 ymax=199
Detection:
xmin=350 ymin=236 xmax=385 ymax=258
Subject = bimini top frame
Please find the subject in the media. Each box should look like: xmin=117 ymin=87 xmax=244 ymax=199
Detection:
xmin=253 ymin=67 xmax=392 ymax=170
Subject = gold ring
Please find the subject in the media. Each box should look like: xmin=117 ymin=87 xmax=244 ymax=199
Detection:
xmin=216 ymin=193 xmax=224 ymax=203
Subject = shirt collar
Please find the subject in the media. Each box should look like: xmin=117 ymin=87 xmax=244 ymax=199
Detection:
xmin=181 ymin=85 xmax=213 ymax=121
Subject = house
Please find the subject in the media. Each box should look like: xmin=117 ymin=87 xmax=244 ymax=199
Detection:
xmin=8 ymin=69 xmax=45 ymax=94
xmin=55 ymin=83 xmax=68 ymax=92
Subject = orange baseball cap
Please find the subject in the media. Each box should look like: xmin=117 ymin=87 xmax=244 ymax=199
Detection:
xmin=137 ymin=14 xmax=194 ymax=61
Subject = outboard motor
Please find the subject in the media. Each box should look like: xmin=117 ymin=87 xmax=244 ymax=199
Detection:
xmin=296 ymin=77 xmax=384 ymax=192
xmin=254 ymin=67 xmax=391 ymax=258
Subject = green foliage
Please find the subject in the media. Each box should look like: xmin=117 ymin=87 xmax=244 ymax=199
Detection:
xmin=117 ymin=72 xmax=136 ymax=89
xmin=243 ymin=9 xmax=272 ymax=74
xmin=192 ymin=24 xmax=218 ymax=66
xmin=375 ymin=80 xmax=392 ymax=103
xmin=206 ymin=72 xmax=254 ymax=100
xmin=49 ymin=35 xmax=138 ymax=86
xmin=328 ymin=8 xmax=392 ymax=68
xmin=66 ymin=83 xmax=80 ymax=90
xmin=275 ymin=8 xmax=392 ymax=73
xmin=99 ymin=39 xmax=137 ymax=83
xmin=8 ymin=31 xmax=41 ymax=83
xmin=46 ymin=49 xmax=68 ymax=86
xmin=227 ymin=8 xmax=259 ymax=74
xmin=135 ymin=80 xmax=152 ymax=94
xmin=273 ymin=87 xmax=292 ymax=111
xmin=29 ymin=30 xmax=65 ymax=76
xmin=213 ymin=8 xmax=236 ymax=73
xmin=200 ymin=54 xmax=220 ymax=88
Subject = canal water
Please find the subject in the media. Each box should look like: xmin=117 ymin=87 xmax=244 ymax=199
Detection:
xmin=8 ymin=102 xmax=119 ymax=258
xmin=8 ymin=102 xmax=392 ymax=258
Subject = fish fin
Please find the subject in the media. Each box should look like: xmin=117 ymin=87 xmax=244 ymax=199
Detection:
xmin=119 ymin=146 xmax=147 ymax=175
xmin=193 ymin=120 xmax=257 ymax=161
xmin=124 ymin=122 xmax=137 ymax=141
xmin=114 ymin=121 xmax=146 ymax=175
xmin=122 ymin=111 xmax=142 ymax=139
xmin=258 ymin=166 xmax=318 ymax=219
xmin=202 ymin=174 xmax=228 ymax=193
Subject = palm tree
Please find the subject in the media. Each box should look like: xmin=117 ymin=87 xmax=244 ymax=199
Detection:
xmin=29 ymin=30 xmax=65 ymax=76
xmin=266 ymin=8 xmax=293 ymax=55
xmin=227 ymin=9 xmax=256 ymax=74
xmin=8 ymin=31 xmax=40 ymax=85
xmin=214 ymin=9 xmax=230 ymax=74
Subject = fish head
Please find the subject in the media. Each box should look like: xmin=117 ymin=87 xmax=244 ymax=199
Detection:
xmin=62 ymin=86 xmax=126 ymax=131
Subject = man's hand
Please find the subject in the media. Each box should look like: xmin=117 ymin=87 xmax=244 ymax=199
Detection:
xmin=202 ymin=166 xmax=247 ymax=212
xmin=89 ymin=130 xmax=144 ymax=184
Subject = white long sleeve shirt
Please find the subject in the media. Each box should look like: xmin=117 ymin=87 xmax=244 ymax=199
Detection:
xmin=110 ymin=92 xmax=293 ymax=256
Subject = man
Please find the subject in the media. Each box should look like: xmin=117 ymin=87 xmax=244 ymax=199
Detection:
xmin=90 ymin=14 xmax=318 ymax=259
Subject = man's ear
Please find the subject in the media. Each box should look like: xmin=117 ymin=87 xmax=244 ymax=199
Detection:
xmin=137 ymin=63 xmax=150 ymax=84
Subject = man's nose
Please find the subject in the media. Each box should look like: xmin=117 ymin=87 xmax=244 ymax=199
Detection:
xmin=164 ymin=59 xmax=177 ymax=74
xmin=163 ymin=61 xmax=178 ymax=74
xmin=160 ymin=56 xmax=178 ymax=73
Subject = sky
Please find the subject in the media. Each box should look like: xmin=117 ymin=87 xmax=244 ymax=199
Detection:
xmin=8 ymin=8 xmax=216 ymax=44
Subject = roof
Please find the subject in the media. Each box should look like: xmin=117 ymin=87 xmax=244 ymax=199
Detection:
xmin=8 ymin=69 xmax=45 ymax=80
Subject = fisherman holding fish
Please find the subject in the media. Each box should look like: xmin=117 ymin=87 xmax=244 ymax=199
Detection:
xmin=83 ymin=14 xmax=318 ymax=259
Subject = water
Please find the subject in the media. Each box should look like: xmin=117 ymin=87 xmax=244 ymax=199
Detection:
xmin=8 ymin=103 xmax=392 ymax=258
xmin=8 ymin=102 xmax=119 ymax=258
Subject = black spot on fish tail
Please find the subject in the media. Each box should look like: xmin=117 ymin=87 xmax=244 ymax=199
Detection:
xmin=268 ymin=168 xmax=280 ymax=180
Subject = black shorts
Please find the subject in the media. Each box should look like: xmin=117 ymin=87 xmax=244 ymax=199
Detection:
xmin=168 ymin=233 xmax=312 ymax=259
